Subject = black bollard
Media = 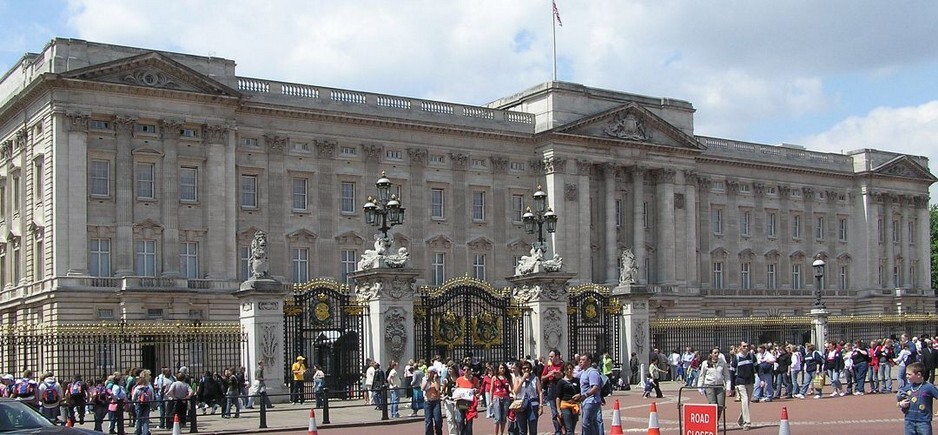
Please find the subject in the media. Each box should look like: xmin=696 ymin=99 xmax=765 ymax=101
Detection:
xmin=321 ymin=387 xmax=330 ymax=425
xmin=188 ymin=396 xmax=198 ymax=433
xmin=258 ymin=392 xmax=268 ymax=429
xmin=380 ymin=384 xmax=389 ymax=421
xmin=116 ymin=399 xmax=126 ymax=435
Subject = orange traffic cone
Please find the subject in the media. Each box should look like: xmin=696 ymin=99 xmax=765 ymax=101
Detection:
xmin=308 ymin=407 xmax=319 ymax=435
xmin=610 ymin=399 xmax=624 ymax=435
xmin=172 ymin=414 xmax=181 ymax=435
xmin=65 ymin=418 xmax=74 ymax=427
xmin=647 ymin=401 xmax=661 ymax=435
xmin=778 ymin=407 xmax=791 ymax=435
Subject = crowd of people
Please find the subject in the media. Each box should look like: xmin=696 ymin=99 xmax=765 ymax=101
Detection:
xmin=359 ymin=350 xmax=616 ymax=435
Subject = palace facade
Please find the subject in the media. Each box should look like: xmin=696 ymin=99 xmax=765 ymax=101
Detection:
xmin=0 ymin=38 xmax=933 ymax=332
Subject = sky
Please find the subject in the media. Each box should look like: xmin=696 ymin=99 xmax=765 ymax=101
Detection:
xmin=1 ymin=0 xmax=936 ymax=202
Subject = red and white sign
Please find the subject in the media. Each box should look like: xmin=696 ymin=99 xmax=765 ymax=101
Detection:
xmin=683 ymin=403 xmax=718 ymax=435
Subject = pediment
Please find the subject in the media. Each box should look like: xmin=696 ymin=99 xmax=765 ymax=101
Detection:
xmin=467 ymin=236 xmax=494 ymax=252
xmin=237 ymin=226 xmax=262 ymax=243
xmin=62 ymin=52 xmax=240 ymax=97
xmin=872 ymin=156 xmax=937 ymax=182
xmin=286 ymin=228 xmax=318 ymax=244
xmin=425 ymin=234 xmax=453 ymax=250
xmin=554 ymin=103 xmax=703 ymax=151
xmin=506 ymin=238 xmax=530 ymax=253
xmin=335 ymin=231 xmax=365 ymax=246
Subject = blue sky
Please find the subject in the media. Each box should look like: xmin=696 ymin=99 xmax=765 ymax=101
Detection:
xmin=2 ymin=0 xmax=936 ymax=200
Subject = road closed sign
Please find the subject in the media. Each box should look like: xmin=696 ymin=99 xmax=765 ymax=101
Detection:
xmin=683 ymin=403 xmax=718 ymax=435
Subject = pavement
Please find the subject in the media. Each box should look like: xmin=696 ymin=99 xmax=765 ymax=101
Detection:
xmin=71 ymin=381 xmax=908 ymax=434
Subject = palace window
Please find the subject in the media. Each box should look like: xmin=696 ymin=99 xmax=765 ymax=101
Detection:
xmin=292 ymin=248 xmax=309 ymax=283
xmin=712 ymin=262 xmax=724 ymax=289
xmin=766 ymin=212 xmax=777 ymax=238
xmin=241 ymin=175 xmax=258 ymax=208
xmin=180 ymin=166 xmax=198 ymax=202
xmin=89 ymin=238 xmax=111 ymax=277
xmin=839 ymin=266 xmax=848 ymax=290
xmin=766 ymin=264 xmax=777 ymax=289
xmin=340 ymin=182 xmax=356 ymax=214
xmin=472 ymin=191 xmax=486 ymax=222
xmin=740 ymin=210 xmax=751 ymax=237
xmin=472 ymin=254 xmax=486 ymax=281
xmin=712 ymin=207 xmax=724 ymax=234
xmin=90 ymin=160 xmax=110 ymax=197
xmin=838 ymin=218 xmax=848 ymax=241
xmin=431 ymin=253 xmax=446 ymax=286
xmin=134 ymin=239 xmax=157 ymax=277
xmin=511 ymin=194 xmax=524 ymax=223
xmin=179 ymin=242 xmax=199 ymax=279
xmin=340 ymin=250 xmax=356 ymax=284
xmin=815 ymin=216 xmax=825 ymax=240
xmin=134 ymin=163 xmax=155 ymax=200
xmin=792 ymin=264 xmax=803 ymax=290
xmin=740 ymin=262 xmax=751 ymax=289
xmin=792 ymin=215 xmax=802 ymax=239
xmin=292 ymin=177 xmax=308 ymax=211
xmin=239 ymin=246 xmax=251 ymax=281
xmin=431 ymin=188 xmax=445 ymax=219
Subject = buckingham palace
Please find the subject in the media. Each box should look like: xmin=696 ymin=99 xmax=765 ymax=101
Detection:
xmin=0 ymin=38 xmax=934 ymax=374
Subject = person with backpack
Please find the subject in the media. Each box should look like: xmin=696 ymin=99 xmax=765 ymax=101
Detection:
xmin=131 ymin=373 xmax=154 ymax=435
xmin=153 ymin=367 xmax=175 ymax=429
xmin=11 ymin=369 xmax=39 ymax=409
xmin=107 ymin=374 xmax=128 ymax=434
xmin=65 ymin=374 xmax=89 ymax=425
xmin=799 ymin=343 xmax=823 ymax=399
xmin=90 ymin=377 xmax=111 ymax=432
xmin=732 ymin=341 xmax=757 ymax=431
xmin=37 ymin=372 xmax=64 ymax=424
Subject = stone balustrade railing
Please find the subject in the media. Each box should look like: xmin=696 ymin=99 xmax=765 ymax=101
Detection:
xmin=0 ymin=277 xmax=242 ymax=302
xmin=698 ymin=136 xmax=854 ymax=172
xmin=236 ymin=77 xmax=536 ymax=128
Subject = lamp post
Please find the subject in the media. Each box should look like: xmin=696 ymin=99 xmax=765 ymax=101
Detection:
xmin=522 ymin=185 xmax=558 ymax=253
xmin=812 ymin=255 xmax=826 ymax=309
xmin=362 ymin=172 xmax=405 ymax=242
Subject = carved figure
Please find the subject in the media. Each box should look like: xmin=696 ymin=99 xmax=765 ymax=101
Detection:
xmin=357 ymin=235 xmax=391 ymax=270
xmin=542 ymin=253 xmax=563 ymax=272
xmin=619 ymin=248 xmax=638 ymax=285
xmin=542 ymin=308 xmax=563 ymax=349
xmin=604 ymin=112 xmax=646 ymax=141
xmin=383 ymin=247 xmax=410 ymax=268
xmin=249 ymin=231 xmax=270 ymax=279
xmin=385 ymin=307 xmax=408 ymax=361
xmin=514 ymin=246 xmax=545 ymax=275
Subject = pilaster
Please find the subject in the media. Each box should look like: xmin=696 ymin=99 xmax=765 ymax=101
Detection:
xmin=160 ymin=120 xmax=182 ymax=277
xmin=204 ymin=125 xmax=229 ymax=279
xmin=603 ymin=163 xmax=618 ymax=284
xmin=630 ymin=167 xmax=646 ymax=284
xmin=62 ymin=112 xmax=89 ymax=276
xmin=113 ymin=116 xmax=135 ymax=276
xmin=654 ymin=169 xmax=676 ymax=284
xmin=612 ymin=284 xmax=651 ymax=382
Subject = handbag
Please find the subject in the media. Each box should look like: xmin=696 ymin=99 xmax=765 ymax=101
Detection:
xmin=508 ymin=399 xmax=524 ymax=411
xmin=812 ymin=373 xmax=826 ymax=390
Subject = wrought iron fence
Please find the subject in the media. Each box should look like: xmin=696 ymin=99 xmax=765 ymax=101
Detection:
xmin=650 ymin=314 xmax=938 ymax=355
xmin=0 ymin=321 xmax=246 ymax=380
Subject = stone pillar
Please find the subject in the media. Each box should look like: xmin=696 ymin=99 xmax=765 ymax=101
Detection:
xmin=654 ymin=169 xmax=676 ymax=284
xmin=810 ymin=307 xmax=830 ymax=347
xmin=683 ymin=171 xmax=698 ymax=285
xmin=613 ymin=284 xmax=651 ymax=383
xmin=915 ymin=196 xmax=931 ymax=292
xmin=236 ymin=277 xmax=290 ymax=401
xmin=884 ymin=194 xmax=895 ymax=288
xmin=62 ymin=112 xmax=89 ymax=276
xmin=898 ymin=195 xmax=910 ymax=288
xmin=507 ymin=271 xmax=576 ymax=359
xmin=113 ymin=116 xmax=136 ymax=277
xmin=350 ymin=268 xmax=421 ymax=367
xmin=630 ymin=167 xmax=646 ymax=284
xmin=204 ymin=125 xmax=229 ymax=279
xmin=160 ymin=121 xmax=182 ymax=277
xmin=604 ymin=164 xmax=618 ymax=284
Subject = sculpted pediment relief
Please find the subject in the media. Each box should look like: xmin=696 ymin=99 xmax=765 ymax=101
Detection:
xmin=872 ymin=156 xmax=937 ymax=182
xmin=62 ymin=52 xmax=240 ymax=97
xmin=554 ymin=103 xmax=703 ymax=151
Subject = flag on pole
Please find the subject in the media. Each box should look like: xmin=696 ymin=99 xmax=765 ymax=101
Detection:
xmin=553 ymin=0 xmax=563 ymax=27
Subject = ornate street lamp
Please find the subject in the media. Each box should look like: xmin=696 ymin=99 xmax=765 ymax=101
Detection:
xmin=812 ymin=255 xmax=826 ymax=309
xmin=522 ymin=185 xmax=558 ymax=252
xmin=363 ymin=171 xmax=405 ymax=241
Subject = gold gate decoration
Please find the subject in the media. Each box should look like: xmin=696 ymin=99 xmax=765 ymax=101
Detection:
xmin=433 ymin=310 xmax=465 ymax=349
xmin=471 ymin=311 xmax=503 ymax=349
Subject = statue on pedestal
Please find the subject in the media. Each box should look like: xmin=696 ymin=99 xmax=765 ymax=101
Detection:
xmin=249 ymin=231 xmax=270 ymax=279
xmin=357 ymin=235 xmax=409 ymax=270
xmin=619 ymin=248 xmax=638 ymax=285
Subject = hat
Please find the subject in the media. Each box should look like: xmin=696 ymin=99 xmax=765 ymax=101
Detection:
xmin=427 ymin=366 xmax=438 ymax=373
xmin=296 ymin=356 xmax=305 ymax=361
xmin=1 ymin=374 xmax=13 ymax=381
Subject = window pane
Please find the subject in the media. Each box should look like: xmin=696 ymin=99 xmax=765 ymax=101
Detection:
xmin=241 ymin=175 xmax=257 ymax=207
xmin=135 ymin=163 xmax=154 ymax=199
xmin=341 ymin=182 xmax=356 ymax=213
xmin=90 ymin=160 xmax=110 ymax=196
xmin=431 ymin=189 xmax=445 ymax=219
xmin=293 ymin=178 xmax=308 ymax=210
xmin=135 ymin=240 xmax=156 ymax=277
xmin=179 ymin=242 xmax=198 ymax=279
xmin=180 ymin=167 xmax=198 ymax=201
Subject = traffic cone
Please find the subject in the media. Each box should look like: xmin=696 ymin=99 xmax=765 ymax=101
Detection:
xmin=172 ymin=414 xmax=181 ymax=435
xmin=308 ymin=407 xmax=319 ymax=435
xmin=778 ymin=407 xmax=791 ymax=435
xmin=65 ymin=418 xmax=74 ymax=427
xmin=610 ymin=399 xmax=624 ymax=435
xmin=647 ymin=401 xmax=661 ymax=435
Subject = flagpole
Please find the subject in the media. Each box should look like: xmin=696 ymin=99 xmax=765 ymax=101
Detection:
xmin=552 ymin=1 xmax=557 ymax=81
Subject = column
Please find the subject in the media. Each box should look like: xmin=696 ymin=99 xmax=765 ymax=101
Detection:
xmin=450 ymin=153 xmax=468 ymax=271
xmin=630 ymin=167 xmax=646 ymax=284
xmin=408 ymin=148 xmax=429 ymax=279
xmin=160 ymin=121 xmax=182 ymax=277
xmin=61 ymin=112 xmax=89 ymax=276
xmin=915 ymin=196 xmax=931 ymax=292
xmin=265 ymin=135 xmax=288 ymax=279
xmin=604 ymin=163 xmax=618 ymax=284
xmin=351 ymin=268 xmax=420 ymax=366
xmin=778 ymin=186 xmax=793 ymax=288
xmin=883 ymin=194 xmax=895 ymax=288
xmin=655 ymin=169 xmax=676 ymax=284
xmin=236 ymin=277 xmax=290 ymax=401
xmin=489 ymin=155 xmax=509 ymax=283
xmin=204 ymin=125 xmax=228 ymax=278
xmin=543 ymin=155 xmax=568 ymax=261
xmin=696 ymin=177 xmax=712 ymax=287
xmin=315 ymin=140 xmax=338 ymax=279
xmin=113 ymin=116 xmax=135 ymax=276
xmin=683 ymin=171 xmax=698 ymax=286
xmin=898 ymin=195 xmax=910 ymax=288
xmin=861 ymin=188 xmax=880 ymax=291
xmin=575 ymin=160 xmax=594 ymax=284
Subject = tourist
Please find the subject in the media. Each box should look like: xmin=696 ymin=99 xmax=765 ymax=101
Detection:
xmin=490 ymin=363 xmax=512 ymax=435
xmin=697 ymin=347 xmax=731 ymax=419
xmin=733 ymin=342 xmax=756 ymax=431
xmin=291 ymin=356 xmax=307 ymax=405
xmin=578 ymin=354 xmax=603 ymax=435
xmin=556 ymin=362 xmax=581 ymax=435
xmin=897 ymin=362 xmax=938 ymax=435
xmin=422 ymin=367 xmax=443 ymax=435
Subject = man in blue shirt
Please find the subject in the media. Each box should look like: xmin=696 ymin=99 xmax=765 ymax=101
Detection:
xmin=897 ymin=362 xmax=938 ymax=435
xmin=578 ymin=353 xmax=603 ymax=435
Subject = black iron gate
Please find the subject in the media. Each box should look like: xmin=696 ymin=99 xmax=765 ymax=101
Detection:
xmin=567 ymin=284 xmax=621 ymax=360
xmin=415 ymin=277 xmax=524 ymax=365
xmin=284 ymin=279 xmax=366 ymax=399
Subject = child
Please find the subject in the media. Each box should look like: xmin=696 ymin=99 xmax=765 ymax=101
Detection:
xmin=642 ymin=373 xmax=654 ymax=398
xmin=897 ymin=362 xmax=938 ymax=435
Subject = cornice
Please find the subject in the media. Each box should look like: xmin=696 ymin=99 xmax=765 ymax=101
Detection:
xmin=545 ymin=131 xmax=702 ymax=157
xmin=695 ymin=155 xmax=855 ymax=180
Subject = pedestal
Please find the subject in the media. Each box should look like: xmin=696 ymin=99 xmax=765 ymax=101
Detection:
xmin=507 ymin=272 xmax=576 ymax=360
xmin=235 ymin=278 xmax=291 ymax=401
xmin=350 ymin=268 xmax=421 ymax=367
xmin=810 ymin=307 xmax=830 ymax=346
xmin=613 ymin=284 xmax=651 ymax=384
